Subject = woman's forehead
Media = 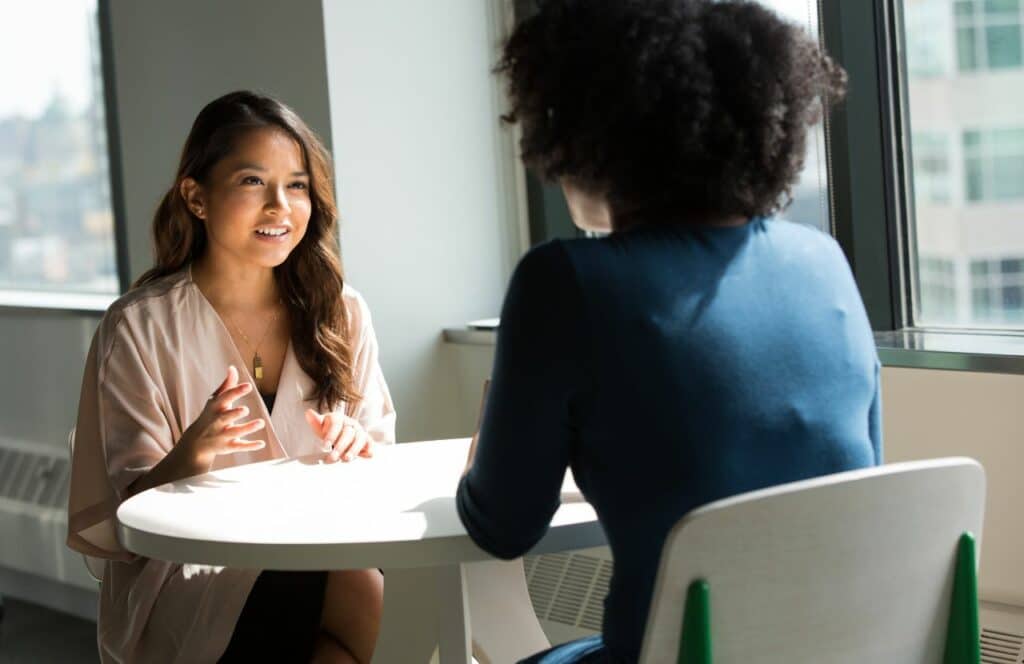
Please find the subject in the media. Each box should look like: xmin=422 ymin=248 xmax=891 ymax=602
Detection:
xmin=222 ymin=126 xmax=307 ymax=173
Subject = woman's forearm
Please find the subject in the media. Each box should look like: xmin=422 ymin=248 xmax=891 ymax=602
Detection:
xmin=124 ymin=437 xmax=213 ymax=500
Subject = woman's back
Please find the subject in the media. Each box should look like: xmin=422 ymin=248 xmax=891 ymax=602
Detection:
xmin=457 ymin=218 xmax=880 ymax=662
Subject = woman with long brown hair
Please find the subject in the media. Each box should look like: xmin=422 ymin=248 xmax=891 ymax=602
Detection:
xmin=66 ymin=90 xmax=393 ymax=663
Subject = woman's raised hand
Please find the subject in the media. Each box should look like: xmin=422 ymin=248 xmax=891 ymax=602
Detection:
xmin=181 ymin=365 xmax=266 ymax=467
xmin=305 ymin=409 xmax=374 ymax=463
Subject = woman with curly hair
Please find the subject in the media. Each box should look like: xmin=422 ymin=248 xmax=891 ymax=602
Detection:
xmin=456 ymin=1 xmax=879 ymax=662
xmin=67 ymin=91 xmax=393 ymax=663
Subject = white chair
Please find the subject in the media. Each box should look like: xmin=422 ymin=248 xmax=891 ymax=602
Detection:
xmin=67 ymin=428 xmax=105 ymax=583
xmin=639 ymin=457 xmax=985 ymax=664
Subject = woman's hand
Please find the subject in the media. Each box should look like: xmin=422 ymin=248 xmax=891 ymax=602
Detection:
xmin=305 ymin=409 xmax=374 ymax=463
xmin=180 ymin=365 xmax=266 ymax=468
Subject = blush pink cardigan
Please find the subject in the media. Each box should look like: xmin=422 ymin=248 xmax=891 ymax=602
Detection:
xmin=66 ymin=269 xmax=396 ymax=663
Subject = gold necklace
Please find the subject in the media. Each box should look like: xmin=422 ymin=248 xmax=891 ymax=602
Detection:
xmin=228 ymin=304 xmax=281 ymax=381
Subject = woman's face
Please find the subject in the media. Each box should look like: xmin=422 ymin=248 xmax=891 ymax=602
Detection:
xmin=182 ymin=127 xmax=312 ymax=271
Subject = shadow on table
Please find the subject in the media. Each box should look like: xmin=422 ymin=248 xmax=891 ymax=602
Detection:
xmin=155 ymin=474 xmax=240 ymax=493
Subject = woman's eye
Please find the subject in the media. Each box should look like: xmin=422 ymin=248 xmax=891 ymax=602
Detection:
xmin=241 ymin=175 xmax=263 ymax=185
xmin=289 ymin=182 xmax=308 ymax=190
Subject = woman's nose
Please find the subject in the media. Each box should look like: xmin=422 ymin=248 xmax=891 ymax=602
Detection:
xmin=266 ymin=186 xmax=291 ymax=215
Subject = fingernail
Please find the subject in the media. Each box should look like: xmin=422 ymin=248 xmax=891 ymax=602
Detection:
xmin=343 ymin=454 xmax=352 ymax=461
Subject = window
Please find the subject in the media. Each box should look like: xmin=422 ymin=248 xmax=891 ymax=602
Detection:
xmin=902 ymin=0 xmax=1024 ymax=328
xmin=970 ymin=257 xmax=1024 ymax=322
xmin=906 ymin=0 xmax=955 ymax=76
xmin=912 ymin=132 xmax=953 ymax=204
xmin=768 ymin=0 xmax=833 ymax=233
xmin=955 ymin=0 xmax=1024 ymax=71
xmin=0 ymin=0 xmax=119 ymax=300
xmin=963 ymin=128 xmax=1024 ymax=201
xmin=918 ymin=256 xmax=960 ymax=322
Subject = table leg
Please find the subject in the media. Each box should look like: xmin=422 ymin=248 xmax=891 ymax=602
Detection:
xmin=466 ymin=559 xmax=551 ymax=664
xmin=437 ymin=564 xmax=472 ymax=664
xmin=373 ymin=567 xmax=442 ymax=664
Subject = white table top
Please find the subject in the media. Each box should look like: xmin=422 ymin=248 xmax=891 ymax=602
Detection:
xmin=117 ymin=438 xmax=604 ymax=570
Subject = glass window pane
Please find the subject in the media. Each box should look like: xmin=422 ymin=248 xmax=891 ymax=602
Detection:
xmin=986 ymin=24 xmax=1023 ymax=68
xmin=989 ymin=155 xmax=1024 ymax=198
xmin=0 ymin=0 xmax=117 ymax=296
xmin=957 ymin=27 xmax=981 ymax=70
xmin=964 ymin=157 xmax=985 ymax=201
xmin=984 ymin=0 xmax=1019 ymax=13
xmin=956 ymin=0 xmax=976 ymax=18
xmin=904 ymin=0 xmax=1024 ymax=329
xmin=755 ymin=0 xmax=832 ymax=233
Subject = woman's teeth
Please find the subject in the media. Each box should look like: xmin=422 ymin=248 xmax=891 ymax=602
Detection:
xmin=255 ymin=228 xmax=288 ymax=237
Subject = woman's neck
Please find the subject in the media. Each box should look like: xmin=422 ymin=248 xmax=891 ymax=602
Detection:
xmin=191 ymin=255 xmax=280 ymax=311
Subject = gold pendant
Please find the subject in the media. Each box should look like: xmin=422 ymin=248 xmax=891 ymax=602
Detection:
xmin=253 ymin=353 xmax=264 ymax=380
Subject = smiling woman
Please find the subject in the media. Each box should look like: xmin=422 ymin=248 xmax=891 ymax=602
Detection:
xmin=66 ymin=91 xmax=396 ymax=663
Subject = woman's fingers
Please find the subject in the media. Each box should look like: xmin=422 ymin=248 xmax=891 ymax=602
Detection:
xmin=213 ymin=365 xmax=238 ymax=396
xmin=341 ymin=431 xmax=371 ymax=461
xmin=212 ymin=382 xmax=253 ymax=412
xmin=224 ymin=439 xmax=266 ymax=454
xmin=358 ymin=437 xmax=375 ymax=458
xmin=322 ymin=414 xmax=345 ymax=451
xmin=223 ymin=417 xmax=266 ymax=439
xmin=216 ymin=406 xmax=249 ymax=428
xmin=328 ymin=425 xmax=356 ymax=462
xmin=304 ymin=408 xmax=326 ymax=438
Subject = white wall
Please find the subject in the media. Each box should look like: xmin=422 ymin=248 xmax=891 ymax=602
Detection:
xmin=322 ymin=1 xmax=521 ymax=441
xmin=882 ymin=367 xmax=1024 ymax=607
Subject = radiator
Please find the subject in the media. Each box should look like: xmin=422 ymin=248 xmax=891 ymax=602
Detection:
xmin=0 ymin=436 xmax=98 ymax=614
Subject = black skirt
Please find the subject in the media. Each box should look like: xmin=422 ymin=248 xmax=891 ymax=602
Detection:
xmin=218 ymin=570 xmax=328 ymax=663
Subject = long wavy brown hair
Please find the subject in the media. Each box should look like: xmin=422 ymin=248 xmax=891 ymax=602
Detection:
xmin=134 ymin=90 xmax=359 ymax=412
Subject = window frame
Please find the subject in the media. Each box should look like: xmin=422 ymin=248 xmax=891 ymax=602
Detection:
xmin=821 ymin=0 xmax=912 ymax=332
xmin=824 ymin=0 xmax=1024 ymax=370
xmin=0 ymin=0 xmax=130 ymax=313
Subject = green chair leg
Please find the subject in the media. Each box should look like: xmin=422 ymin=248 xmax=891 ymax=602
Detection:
xmin=943 ymin=532 xmax=980 ymax=664
xmin=678 ymin=580 xmax=712 ymax=664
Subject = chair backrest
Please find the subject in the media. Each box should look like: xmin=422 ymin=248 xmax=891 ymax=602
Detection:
xmin=639 ymin=458 xmax=985 ymax=664
xmin=67 ymin=428 xmax=105 ymax=583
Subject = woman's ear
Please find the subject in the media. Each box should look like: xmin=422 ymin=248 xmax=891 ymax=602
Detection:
xmin=561 ymin=178 xmax=612 ymax=233
xmin=179 ymin=178 xmax=206 ymax=220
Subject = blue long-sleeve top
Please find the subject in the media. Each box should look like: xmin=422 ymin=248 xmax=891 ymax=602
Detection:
xmin=456 ymin=218 xmax=881 ymax=662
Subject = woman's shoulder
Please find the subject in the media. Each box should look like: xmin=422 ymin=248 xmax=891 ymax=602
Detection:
xmin=96 ymin=271 xmax=191 ymax=345
xmin=341 ymin=282 xmax=375 ymax=336
xmin=762 ymin=217 xmax=844 ymax=254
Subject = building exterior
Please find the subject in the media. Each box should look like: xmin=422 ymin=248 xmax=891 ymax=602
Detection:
xmin=905 ymin=0 xmax=1024 ymax=327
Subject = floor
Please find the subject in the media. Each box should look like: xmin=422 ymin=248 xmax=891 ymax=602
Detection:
xmin=0 ymin=596 xmax=99 ymax=663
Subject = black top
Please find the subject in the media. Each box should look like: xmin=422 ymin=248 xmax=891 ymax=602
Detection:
xmin=260 ymin=392 xmax=276 ymax=415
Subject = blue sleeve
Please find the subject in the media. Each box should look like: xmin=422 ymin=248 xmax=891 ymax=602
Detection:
xmin=869 ymin=361 xmax=883 ymax=464
xmin=456 ymin=241 xmax=590 ymax=559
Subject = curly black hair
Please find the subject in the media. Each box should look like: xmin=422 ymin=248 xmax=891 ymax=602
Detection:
xmin=498 ymin=0 xmax=847 ymax=228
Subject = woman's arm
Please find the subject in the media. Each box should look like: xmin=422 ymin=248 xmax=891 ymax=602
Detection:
xmin=456 ymin=241 xmax=591 ymax=559
xmin=123 ymin=366 xmax=266 ymax=499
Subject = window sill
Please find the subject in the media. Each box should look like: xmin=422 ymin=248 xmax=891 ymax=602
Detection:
xmin=445 ymin=325 xmax=1024 ymax=375
xmin=874 ymin=329 xmax=1024 ymax=375
xmin=0 ymin=290 xmax=115 ymax=315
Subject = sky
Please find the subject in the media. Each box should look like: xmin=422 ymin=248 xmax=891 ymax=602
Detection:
xmin=0 ymin=0 xmax=95 ymax=118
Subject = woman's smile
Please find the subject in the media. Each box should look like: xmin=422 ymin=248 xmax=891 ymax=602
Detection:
xmin=253 ymin=225 xmax=292 ymax=241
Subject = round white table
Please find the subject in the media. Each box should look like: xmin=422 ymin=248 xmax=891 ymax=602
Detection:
xmin=117 ymin=438 xmax=605 ymax=664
